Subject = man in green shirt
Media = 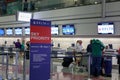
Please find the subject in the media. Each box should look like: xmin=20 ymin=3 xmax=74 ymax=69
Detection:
xmin=91 ymin=39 xmax=104 ymax=77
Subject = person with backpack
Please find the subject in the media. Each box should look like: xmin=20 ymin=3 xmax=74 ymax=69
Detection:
xmin=62 ymin=57 xmax=73 ymax=67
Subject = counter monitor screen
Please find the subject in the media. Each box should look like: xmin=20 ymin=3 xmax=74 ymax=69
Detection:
xmin=98 ymin=22 xmax=114 ymax=34
xmin=6 ymin=28 xmax=13 ymax=36
xmin=62 ymin=24 xmax=75 ymax=35
xmin=15 ymin=27 xmax=22 ymax=35
xmin=25 ymin=27 xmax=30 ymax=35
xmin=0 ymin=28 xmax=5 ymax=36
xmin=51 ymin=25 xmax=59 ymax=35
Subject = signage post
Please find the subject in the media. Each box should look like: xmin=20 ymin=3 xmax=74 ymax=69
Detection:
xmin=30 ymin=19 xmax=51 ymax=80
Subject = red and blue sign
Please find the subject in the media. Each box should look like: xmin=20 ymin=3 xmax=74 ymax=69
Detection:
xmin=30 ymin=19 xmax=51 ymax=80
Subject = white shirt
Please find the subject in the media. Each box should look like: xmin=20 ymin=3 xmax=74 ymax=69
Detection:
xmin=75 ymin=43 xmax=83 ymax=52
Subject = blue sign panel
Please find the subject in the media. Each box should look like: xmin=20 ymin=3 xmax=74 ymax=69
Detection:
xmin=30 ymin=19 xmax=51 ymax=80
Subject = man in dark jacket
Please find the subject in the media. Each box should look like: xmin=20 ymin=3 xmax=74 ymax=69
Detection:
xmin=117 ymin=48 xmax=120 ymax=75
xmin=87 ymin=40 xmax=92 ymax=53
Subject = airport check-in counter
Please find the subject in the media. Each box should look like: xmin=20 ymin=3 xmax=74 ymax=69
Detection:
xmin=51 ymin=47 xmax=66 ymax=58
xmin=51 ymin=49 xmax=119 ymax=80
xmin=103 ymin=49 xmax=118 ymax=65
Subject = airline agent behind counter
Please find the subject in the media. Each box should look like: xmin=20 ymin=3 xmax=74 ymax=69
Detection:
xmin=75 ymin=40 xmax=84 ymax=66
xmin=75 ymin=40 xmax=83 ymax=53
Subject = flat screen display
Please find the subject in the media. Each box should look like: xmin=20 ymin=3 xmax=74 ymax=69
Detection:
xmin=62 ymin=24 xmax=75 ymax=35
xmin=25 ymin=27 xmax=30 ymax=35
xmin=0 ymin=28 xmax=5 ymax=36
xmin=17 ymin=11 xmax=32 ymax=22
xmin=6 ymin=28 xmax=13 ymax=35
xmin=98 ymin=22 xmax=114 ymax=34
xmin=15 ymin=27 xmax=22 ymax=35
xmin=51 ymin=25 xmax=59 ymax=35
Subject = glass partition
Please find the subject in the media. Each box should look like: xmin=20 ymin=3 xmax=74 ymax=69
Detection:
xmin=0 ymin=0 xmax=120 ymax=16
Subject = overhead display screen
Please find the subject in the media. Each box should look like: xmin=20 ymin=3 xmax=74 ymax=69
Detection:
xmin=98 ymin=22 xmax=114 ymax=34
xmin=0 ymin=28 xmax=5 ymax=36
xmin=15 ymin=27 xmax=22 ymax=35
xmin=62 ymin=24 xmax=75 ymax=35
xmin=6 ymin=28 xmax=13 ymax=35
xmin=17 ymin=11 xmax=32 ymax=22
xmin=51 ymin=25 xmax=59 ymax=35
xmin=25 ymin=27 xmax=30 ymax=35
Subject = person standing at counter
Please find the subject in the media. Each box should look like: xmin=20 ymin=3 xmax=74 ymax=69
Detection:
xmin=21 ymin=39 xmax=25 ymax=56
xmin=104 ymin=45 xmax=112 ymax=77
xmin=86 ymin=40 xmax=92 ymax=53
xmin=91 ymin=39 xmax=105 ymax=77
xmin=86 ymin=40 xmax=92 ymax=74
xmin=26 ymin=41 xmax=30 ymax=59
xmin=15 ymin=39 xmax=21 ymax=49
xmin=117 ymin=47 xmax=120 ymax=75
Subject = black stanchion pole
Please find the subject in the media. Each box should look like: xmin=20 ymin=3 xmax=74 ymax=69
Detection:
xmin=6 ymin=53 xmax=9 ymax=80
xmin=88 ymin=53 xmax=92 ymax=80
xmin=23 ymin=50 xmax=26 ymax=80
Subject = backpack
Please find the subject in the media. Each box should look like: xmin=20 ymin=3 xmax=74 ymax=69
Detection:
xmin=62 ymin=57 xmax=73 ymax=67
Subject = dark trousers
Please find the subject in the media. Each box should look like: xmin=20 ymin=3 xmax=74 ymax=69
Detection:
xmin=92 ymin=56 xmax=102 ymax=77
xmin=104 ymin=60 xmax=112 ymax=75
xmin=119 ymin=64 xmax=120 ymax=74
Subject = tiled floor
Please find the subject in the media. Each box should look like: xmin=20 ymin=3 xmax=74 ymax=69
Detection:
xmin=51 ymin=62 xmax=120 ymax=80
xmin=0 ymin=57 xmax=120 ymax=80
xmin=51 ymin=71 xmax=120 ymax=80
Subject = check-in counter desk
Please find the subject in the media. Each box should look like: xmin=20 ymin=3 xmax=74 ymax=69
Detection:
xmin=52 ymin=49 xmax=119 ymax=65
xmin=103 ymin=49 xmax=118 ymax=65
xmin=51 ymin=49 xmax=119 ymax=78
xmin=51 ymin=47 xmax=66 ymax=58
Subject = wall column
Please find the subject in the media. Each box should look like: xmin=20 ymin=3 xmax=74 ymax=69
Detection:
xmin=102 ymin=0 xmax=106 ymax=18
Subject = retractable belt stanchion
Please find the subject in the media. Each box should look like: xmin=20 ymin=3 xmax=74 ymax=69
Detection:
xmin=15 ymin=48 xmax=19 ymax=80
xmin=6 ymin=52 xmax=9 ymax=80
xmin=1 ymin=47 xmax=4 ymax=78
xmin=0 ymin=47 xmax=20 ymax=80
xmin=23 ymin=50 xmax=27 ymax=80
xmin=1 ymin=47 xmax=4 ymax=65
xmin=88 ymin=53 xmax=92 ymax=80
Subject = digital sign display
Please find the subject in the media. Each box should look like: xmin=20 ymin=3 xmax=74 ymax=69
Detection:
xmin=6 ymin=28 xmax=13 ymax=35
xmin=98 ymin=22 xmax=114 ymax=34
xmin=15 ymin=27 xmax=22 ymax=35
xmin=51 ymin=25 xmax=59 ymax=35
xmin=25 ymin=27 xmax=30 ymax=35
xmin=17 ymin=11 xmax=32 ymax=22
xmin=0 ymin=28 xmax=5 ymax=36
xmin=62 ymin=24 xmax=75 ymax=35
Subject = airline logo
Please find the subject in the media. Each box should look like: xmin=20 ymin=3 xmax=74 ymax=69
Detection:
xmin=30 ymin=19 xmax=51 ymax=43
